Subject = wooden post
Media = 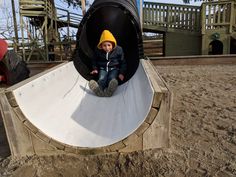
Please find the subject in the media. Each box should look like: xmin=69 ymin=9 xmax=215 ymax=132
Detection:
xmin=140 ymin=0 xmax=143 ymax=31
xmin=45 ymin=16 xmax=49 ymax=61
xmin=20 ymin=15 xmax=26 ymax=61
xmin=67 ymin=10 xmax=70 ymax=39
xmin=201 ymin=3 xmax=206 ymax=35
xmin=81 ymin=0 xmax=86 ymax=16
xmin=229 ymin=2 xmax=234 ymax=33
xmin=67 ymin=10 xmax=71 ymax=57
xmin=11 ymin=0 xmax=19 ymax=51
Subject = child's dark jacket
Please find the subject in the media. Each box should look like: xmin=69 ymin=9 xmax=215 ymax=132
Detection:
xmin=92 ymin=46 xmax=127 ymax=75
xmin=92 ymin=30 xmax=127 ymax=75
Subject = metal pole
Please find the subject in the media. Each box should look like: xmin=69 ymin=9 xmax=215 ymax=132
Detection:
xmin=11 ymin=0 xmax=19 ymax=51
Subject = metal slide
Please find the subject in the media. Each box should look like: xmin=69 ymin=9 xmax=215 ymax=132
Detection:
xmin=11 ymin=60 xmax=153 ymax=148
xmin=0 ymin=59 xmax=171 ymax=156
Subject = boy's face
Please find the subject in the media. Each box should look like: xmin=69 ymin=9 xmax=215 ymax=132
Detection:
xmin=101 ymin=41 xmax=113 ymax=53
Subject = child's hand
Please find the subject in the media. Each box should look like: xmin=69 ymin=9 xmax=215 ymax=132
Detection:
xmin=90 ymin=69 xmax=98 ymax=75
xmin=118 ymin=74 xmax=124 ymax=81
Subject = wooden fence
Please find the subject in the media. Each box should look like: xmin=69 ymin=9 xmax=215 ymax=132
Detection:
xmin=201 ymin=1 xmax=236 ymax=33
xmin=143 ymin=2 xmax=201 ymax=32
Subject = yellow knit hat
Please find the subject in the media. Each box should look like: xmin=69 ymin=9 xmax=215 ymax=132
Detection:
xmin=97 ymin=30 xmax=117 ymax=49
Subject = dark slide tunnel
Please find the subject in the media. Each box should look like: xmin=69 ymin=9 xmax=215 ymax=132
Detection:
xmin=73 ymin=0 xmax=143 ymax=82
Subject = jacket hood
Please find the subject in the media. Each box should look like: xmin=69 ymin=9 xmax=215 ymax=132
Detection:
xmin=97 ymin=30 xmax=117 ymax=49
xmin=0 ymin=39 xmax=8 ymax=61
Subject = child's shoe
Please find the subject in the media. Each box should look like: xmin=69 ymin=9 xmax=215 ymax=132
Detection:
xmin=88 ymin=80 xmax=104 ymax=97
xmin=105 ymin=79 xmax=118 ymax=97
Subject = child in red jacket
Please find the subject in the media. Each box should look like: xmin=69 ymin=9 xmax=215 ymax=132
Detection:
xmin=0 ymin=39 xmax=30 ymax=85
xmin=0 ymin=39 xmax=8 ymax=83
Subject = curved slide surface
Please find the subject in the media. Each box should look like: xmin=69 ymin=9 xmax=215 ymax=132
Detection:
xmin=11 ymin=60 xmax=153 ymax=148
xmin=0 ymin=60 xmax=171 ymax=156
xmin=0 ymin=0 xmax=171 ymax=156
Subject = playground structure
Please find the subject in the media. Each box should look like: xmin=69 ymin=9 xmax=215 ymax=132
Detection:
xmin=0 ymin=60 xmax=171 ymax=156
xmin=1 ymin=0 xmax=236 ymax=157
xmin=143 ymin=0 xmax=236 ymax=56
xmin=0 ymin=0 xmax=171 ymax=157
xmin=201 ymin=0 xmax=236 ymax=55
xmin=7 ymin=0 xmax=236 ymax=60
xmin=17 ymin=0 xmax=82 ymax=61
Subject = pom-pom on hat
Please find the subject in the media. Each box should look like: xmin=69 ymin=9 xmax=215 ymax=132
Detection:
xmin=0 ymin=39 xmax=8 ymax=61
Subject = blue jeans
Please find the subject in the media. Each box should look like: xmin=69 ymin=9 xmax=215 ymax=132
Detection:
xmin=98 ymin=68 xmax=118 ymax=90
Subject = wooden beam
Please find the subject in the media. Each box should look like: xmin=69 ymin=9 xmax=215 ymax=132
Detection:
xmin=81 ymin=0 xmax=86 ymax=16
xmin=151 ymin=55 xmax=236 ymax=65
xmin=11 ymin=0 xmax=19 ymax=51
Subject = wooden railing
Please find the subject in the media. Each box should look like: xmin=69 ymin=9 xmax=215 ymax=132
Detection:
xmin=19 ymin=0 xmax=54 ymax=17
xmin=19 ymin=0 xmax=82 ymax=27
xmin=201 ymin=1 xmax=236 ymax=33
xmin=56 ymin=7 xmax=83 ymax=27
xmin=143 ymin=2 xmax=201 ymax=32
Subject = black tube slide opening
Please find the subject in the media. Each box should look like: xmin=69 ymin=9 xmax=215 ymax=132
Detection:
xmin=73 ymin=0 xmax=143 ymax=83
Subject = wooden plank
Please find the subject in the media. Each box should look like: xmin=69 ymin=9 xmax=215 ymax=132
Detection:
xmin=20 ymin=10 xmax=46 ymax=16
xmin=143 ymin=4 xmax=147 ymax=24
xmin=151 ymin=55 xmax=236 ymax=65
xmin=145 ymin=53 xmax=163 ymax=57
xmin=143 ymin=92 xmax=171 ymax=149
xmin=206 ymin=22 xmax=230 ymax=26
xmin=202 ymin=4 xmax=206 ymax=34
xmin=151 ymin=3 xmax=154 ymax=25
xmin=158 ymin=4 xmax=162 ymax=24
xmin=142 ymin=60 xmax=162 ymax=94
xmin=146 ymin=62 xmax=168 ymax=93
xmin=217 ymin=4 xmax=221 ymax=24
xmin=195 ymin=9 xmax=200 ymax=31
xmin=230 ymin=2 xmax=234 ymax=33
xmin=0 ymin=94 xmax=35 ymax=157
xmin=120 ymin=134 xmax=143 ymax=152
xmin=20 ymin=1 xmax=45 ymax=5
xmin=145 ymin=107 xmax=158 ymax=125
xmin=190 ymin=7 xmax=193 ymax=30
xmin=183 ymin=7 xmax=187 ymax=29
xmin=21 ymin=5 xmax=45 ymax=9
xmin=208 ymin=5 xmax=212 ymax=28
xmin=147 ymin=3 xmax=150 ymax=23
xmin=0 ymin=107 xmax=11 ymax=157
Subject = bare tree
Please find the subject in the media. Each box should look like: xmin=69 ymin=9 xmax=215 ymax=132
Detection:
xmin=0 ymin=0 xmax=19 ymax=41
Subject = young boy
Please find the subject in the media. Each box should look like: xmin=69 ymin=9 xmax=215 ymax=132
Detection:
xmin=89 ymin=30 xmax=127 ymax=97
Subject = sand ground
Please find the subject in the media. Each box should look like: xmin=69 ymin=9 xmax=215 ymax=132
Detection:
xmin=0 ymin=64 xmax=235 ymax=177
